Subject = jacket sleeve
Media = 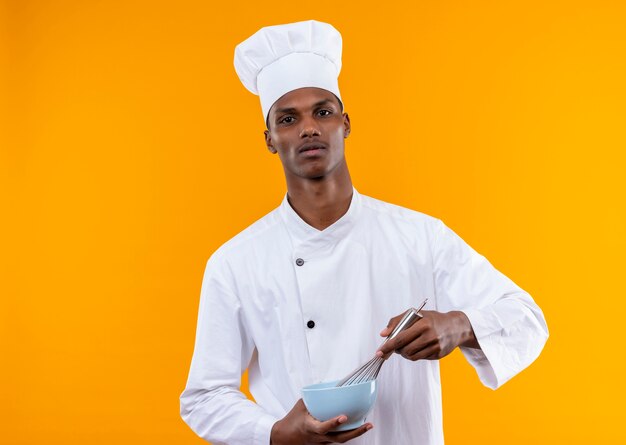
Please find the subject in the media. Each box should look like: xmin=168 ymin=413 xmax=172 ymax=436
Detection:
xmin=431 ymin=219 xmax=549 ymax=389
xmin=180 ymin=255 xmax=279 ymax=445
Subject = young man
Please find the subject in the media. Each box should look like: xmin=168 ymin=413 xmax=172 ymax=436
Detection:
xmin=180 ymin=20 xmax=548 ymax=445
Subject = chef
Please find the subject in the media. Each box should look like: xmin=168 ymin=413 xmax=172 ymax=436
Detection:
xmin=180 ymin=20 xmax=549 ymax=445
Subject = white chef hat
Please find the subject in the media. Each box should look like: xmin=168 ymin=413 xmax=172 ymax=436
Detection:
xmin=234 ymin=20 xmax=343 ymax=124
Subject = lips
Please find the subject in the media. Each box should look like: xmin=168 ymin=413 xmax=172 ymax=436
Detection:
xmin=298 ymin=141 xmax=327 ymax=153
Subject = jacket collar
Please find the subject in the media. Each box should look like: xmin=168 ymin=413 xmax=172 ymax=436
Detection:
xmin=278 ymin=186 xmax=362 ymax=254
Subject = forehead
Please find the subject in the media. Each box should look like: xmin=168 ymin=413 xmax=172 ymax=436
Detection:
xmin=270 ymin=87 xmax=340 ymax=113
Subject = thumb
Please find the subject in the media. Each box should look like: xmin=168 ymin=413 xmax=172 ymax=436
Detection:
xmin=294 ymin=398 xmax=308 ymax=413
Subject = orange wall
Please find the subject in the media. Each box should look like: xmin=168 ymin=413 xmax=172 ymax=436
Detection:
xmin=2 ymin=1 xmax=625 ymax=443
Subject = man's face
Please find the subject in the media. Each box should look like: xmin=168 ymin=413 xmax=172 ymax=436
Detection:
xmin=264 ymin=87 xmax=350 ymax=181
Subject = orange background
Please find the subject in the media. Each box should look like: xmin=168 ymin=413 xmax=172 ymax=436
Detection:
xmin=2 ymin=1 xmax=625 ymax=443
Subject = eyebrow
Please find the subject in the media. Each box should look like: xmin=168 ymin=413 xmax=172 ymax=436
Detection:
xmin=273 ymin=99 xmax=336 ymax=116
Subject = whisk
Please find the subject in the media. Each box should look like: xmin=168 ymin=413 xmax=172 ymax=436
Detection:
xmin=335 ymin=299 xmax=428 ymax=387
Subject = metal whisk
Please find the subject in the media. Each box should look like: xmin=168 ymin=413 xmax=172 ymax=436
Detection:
xmin=335 ymin=299 xmax=428 ymax=387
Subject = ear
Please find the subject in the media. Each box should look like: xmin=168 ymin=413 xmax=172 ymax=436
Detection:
xmin=343 ymin=112 xmax=351 ymax=138
xmin=264 ymin=129 xmax=277 ymax=154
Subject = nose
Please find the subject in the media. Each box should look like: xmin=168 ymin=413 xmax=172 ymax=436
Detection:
xmin=299 ymin=115 xmax=321 ymax=138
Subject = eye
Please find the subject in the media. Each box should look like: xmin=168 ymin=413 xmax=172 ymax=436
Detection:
xmin=318 ymin=109 xmax=332 ymax=117
xmin=278 ymin=116 xmax=295 ymax=125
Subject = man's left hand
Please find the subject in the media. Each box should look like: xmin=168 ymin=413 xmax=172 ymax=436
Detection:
xmin=376 ymin=310 xmax=480 ymax=361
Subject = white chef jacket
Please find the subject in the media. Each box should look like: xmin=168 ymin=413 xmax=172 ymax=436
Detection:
xmin=180 ymin=188 xmax=548 ymax=445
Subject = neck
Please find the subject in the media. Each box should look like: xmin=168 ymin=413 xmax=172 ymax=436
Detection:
xmin=285 ymin=162 xmax=353 ymax=231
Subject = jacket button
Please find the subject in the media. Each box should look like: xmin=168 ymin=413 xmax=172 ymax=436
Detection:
xmin=307 ymin=320 xmax=315 ymax=329
xmin=295 ymin=258 xmax=305 ymax=266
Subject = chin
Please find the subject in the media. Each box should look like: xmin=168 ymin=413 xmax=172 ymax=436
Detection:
xmin=300 ymin=171 xmax=327 ymax=180
xmin=296 ymin=164 xmax=330 ymax=179
xmin=289 ymin=159 xmax=342 ymax=180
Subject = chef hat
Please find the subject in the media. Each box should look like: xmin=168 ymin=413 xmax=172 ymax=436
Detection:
xmin=234 ymin=20 xmax=343 ymax=124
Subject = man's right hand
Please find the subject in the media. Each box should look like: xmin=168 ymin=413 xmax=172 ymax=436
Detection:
xmin=270 ymin=399 xmax=373 ymax=444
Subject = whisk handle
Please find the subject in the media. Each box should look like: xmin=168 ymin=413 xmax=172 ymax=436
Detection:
xmin=335 ymin=299 xmax=428 ymax=387
xmin=382 ymin=299 xmax=428 ymax=345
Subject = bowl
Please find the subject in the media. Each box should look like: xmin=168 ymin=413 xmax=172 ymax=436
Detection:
xmin=301 ymin=379 xmax=377 ymax=431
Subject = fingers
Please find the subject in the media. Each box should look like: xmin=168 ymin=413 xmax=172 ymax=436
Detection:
xmin=326 ymin=422 xmax=373 ymax=443
xmin=314 ymin=414 xmax=348 ymax=435
xmin=417 ymin=344 xmax=444 ymax=360
xmin=379 ymin=307 xmax=427 ymax=339
xmin=379 ymin=311 xmax=405 ymax=337
xmin=285 ymin=400 xmax=372 ymax=444
xmin=377 ymin=310 xmax=415 ymax=359
xmin=379 ymin=310 xmax=461 ymax=361
xmin=377 ymin=317 xmax=428 ymax=358
xmin=308 ymin=414 xmax=373 ymax=443
xmin=398 ymin=337 xmax=440 ymax=361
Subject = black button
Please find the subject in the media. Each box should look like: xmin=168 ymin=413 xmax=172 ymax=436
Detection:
xmin=307 ymin=320 xmax=315 ymax=329
xmin=295 ymin=258 xmax=305 ymax=266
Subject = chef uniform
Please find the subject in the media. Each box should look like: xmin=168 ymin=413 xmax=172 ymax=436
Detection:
xmin=180 ymin=20 xmax=549 ymax=445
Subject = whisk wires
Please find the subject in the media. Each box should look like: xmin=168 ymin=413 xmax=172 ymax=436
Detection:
xmin=335 ymin=299 xmax=428 ymax=387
